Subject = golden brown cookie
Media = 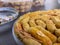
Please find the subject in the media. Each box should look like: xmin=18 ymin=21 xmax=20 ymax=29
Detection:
xmin=14 ymin=9 xmax=60 ymax=45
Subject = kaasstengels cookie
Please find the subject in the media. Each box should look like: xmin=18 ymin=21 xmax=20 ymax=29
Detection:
xmin=14 ymin=9 xmax=60 ymax=45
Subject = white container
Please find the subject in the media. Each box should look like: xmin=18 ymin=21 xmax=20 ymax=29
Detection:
xmin=44 ymin=0 xmax=59 ymax=10
xmin=0 ymin=7 xmax=18 ymax=33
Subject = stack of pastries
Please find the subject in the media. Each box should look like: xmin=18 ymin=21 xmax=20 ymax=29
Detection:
xmin=0 ymin=1 xmax=32 ymax=12
xmin=14 ymin=9 xmax=60 ymax=45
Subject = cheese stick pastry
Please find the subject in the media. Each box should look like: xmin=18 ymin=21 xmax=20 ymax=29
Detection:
xmin=36 ymin=20 xmax=46 ymax=28
xmin=28 ymin=27 xmax=52 ymax=45
xmin=51 ymin=16 xmax=60 ymax=28
xmin=29 ymin=19 xmax=37 ymax=27
xmin=17 ymin=31 xmax=42 ymax=45
xmin=53 ymin=43 xmax=60 ymax=45
xmin=40 ymin=15 xmax=51 ymax=22
xmin=55 ymin=29 xmax=60 ymax=37
xmin=21 ymin=16 xmax=30 ymax=31
xmin=36 ymin=26 xmax=57 ymax=43
xmin=23 ymin=38 xmax=42 ymax=45
xmin=14 ymin=22 xmax=22 ymax=33
xmin=58 ymin=37 xmax=60 ymax=43
xmin=46 ymin=20 xmax=56 ymax=33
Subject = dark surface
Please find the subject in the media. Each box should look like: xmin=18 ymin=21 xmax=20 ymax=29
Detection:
xmin=0 ymin=30 xmax=17 ymax=45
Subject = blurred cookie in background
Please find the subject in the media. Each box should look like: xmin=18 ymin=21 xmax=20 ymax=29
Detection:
xmin=33 ymin=0 xmax=44 ymax=7
xmin=0 ymin=0 xmax=33 ymax=12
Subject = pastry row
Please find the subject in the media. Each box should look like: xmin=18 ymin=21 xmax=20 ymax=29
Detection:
xmin=14 ymin=9 xmax=60 ymax=45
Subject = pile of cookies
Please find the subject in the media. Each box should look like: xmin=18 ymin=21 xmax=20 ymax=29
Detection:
xmin=0 ymin=0 xmax=45 ymax=12
xmin=0 ymin=1 xmax=32 ymax=12
xmin=14 ymin=9 xmax=60 ymax=45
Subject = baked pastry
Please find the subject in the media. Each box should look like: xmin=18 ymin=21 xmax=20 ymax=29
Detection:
xmin=46 ymin=20 xmax=56 ymax=33
xmin=0 ymin=1 xmax=32 ymax=12
xmin=53 ymin=43 xmax=60 ymax=45
xmin=58 ymin=37 xmax=60 ymax=43
xmin=14 ymin=9 xmax=60 ymax=45
xmin=55 ymin=29 xmax=60 ymax=37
